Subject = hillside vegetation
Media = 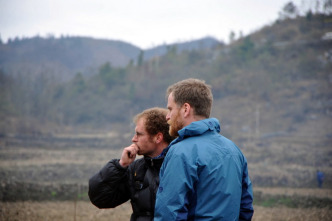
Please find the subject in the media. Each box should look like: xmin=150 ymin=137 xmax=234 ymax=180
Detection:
xmin=1 ymin=14 xmax=331 ymax=137
xmin=0 ymin=7 xmax=332 ymax=189
xmin=0 ymin=35 xmax=219 ymax=81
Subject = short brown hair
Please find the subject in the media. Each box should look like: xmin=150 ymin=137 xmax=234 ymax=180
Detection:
xmin=166 ymin=78 xmax=213 ymax=118
xmin=134 ymin=107 xmax=175 ymax=144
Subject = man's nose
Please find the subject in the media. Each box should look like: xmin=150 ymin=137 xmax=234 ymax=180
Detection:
xmin=166 ymin=113 xmax=170 ymax=121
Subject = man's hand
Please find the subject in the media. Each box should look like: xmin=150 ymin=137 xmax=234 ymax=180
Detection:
xmin=119 ymin=144 xmax=139 ymax=168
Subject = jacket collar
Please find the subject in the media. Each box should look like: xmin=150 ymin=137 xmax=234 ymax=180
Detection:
xmin=144 ymin=155 xmax=164 ymax=168
xmin=173 ymin=118 xmax=220 ymax=143
xmin=157 ymin=118 xmax=221 ymax=157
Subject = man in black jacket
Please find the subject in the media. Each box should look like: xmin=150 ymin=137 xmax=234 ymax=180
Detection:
xmin=89 ymin=107 xmax=174 ymax=221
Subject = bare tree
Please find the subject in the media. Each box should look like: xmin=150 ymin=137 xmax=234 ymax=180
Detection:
xmin=279 ymin=1 xmax=299 ymax=20
xmin=324 ymin=0 xmax=332 ymax=14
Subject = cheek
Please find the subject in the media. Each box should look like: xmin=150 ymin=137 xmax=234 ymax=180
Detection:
xmin=170 ymin=111 xmax=176 ymax=120
xmin=140 ymin=137 xmax=149 ymax=146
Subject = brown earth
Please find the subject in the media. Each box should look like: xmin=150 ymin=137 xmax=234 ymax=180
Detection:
xmin=0 ymin=200 xmax=331 ymax=221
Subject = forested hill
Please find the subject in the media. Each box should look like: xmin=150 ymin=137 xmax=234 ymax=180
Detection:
xmin=0 ymin=37 xmax=140 ymax=80
xmin=0 ymin=36 xmax=220 ymax=80
xmin=0 ymin=13 xmax=331 ymax=143
xmin=1 ymin=3 xmax=332 ymax=189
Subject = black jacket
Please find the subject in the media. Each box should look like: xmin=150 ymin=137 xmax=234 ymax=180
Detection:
xmin=88 ymin=156 xmax=164 ymax=221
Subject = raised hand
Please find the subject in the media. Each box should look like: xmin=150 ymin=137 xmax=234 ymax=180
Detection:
xmin=119 ymin=143 xmax=139 ymax=168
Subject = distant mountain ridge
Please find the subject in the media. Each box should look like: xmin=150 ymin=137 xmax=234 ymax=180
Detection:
xmin=0 ymin=36 xmax=220 ymax=80
xmin=1 ymin=11 xmax=331 ymax=190
xmin=144 ymin=36 xmax=222 ymax=60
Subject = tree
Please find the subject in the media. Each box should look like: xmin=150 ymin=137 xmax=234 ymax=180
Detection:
xmin=306 ymin=10 xmax=313 ymax=21
xmin=137 ymin=50 xmax=144 ymax=66
xmin=324 ymin=0 xmax=332 ymax=14
xmin=0 ymin=70 xmax=15 ymax=117
xmin=97 ymin=62 xmax=126 ymax=89
xmin=71 ymin=73 xmax=86 ymax=94
xmin=229 ymin=31 xmax=236 ymax=43
xmin=235 ymin=36 xmax=255 ymax=62
xmin=279 ymin=1 xmax=298 ymax=20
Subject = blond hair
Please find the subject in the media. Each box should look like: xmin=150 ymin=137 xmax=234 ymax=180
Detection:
xmin=166 ymin=78 xmax=213 ymax=118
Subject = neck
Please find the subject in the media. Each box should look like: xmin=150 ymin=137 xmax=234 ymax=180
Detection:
xmin=183 ymin=115 xmax=207 ymax=127
xmin=148 ymin=143 xmax=168 ymax=158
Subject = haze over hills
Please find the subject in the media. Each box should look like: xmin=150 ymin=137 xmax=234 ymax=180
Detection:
xmin=0 ymin=7 xmax=332 ymax=189
xmin=0 ymin=36 xmax=220 ymax=80
xmin=144 ymin=37 xmax=222 ymax=61
xmin=0 ymin=13 xmax=331 ymax=137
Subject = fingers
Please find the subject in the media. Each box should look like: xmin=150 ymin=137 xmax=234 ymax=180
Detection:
xmin=119 ymin=144 xmax=139 ymax=168
xmin=126 ymin=144 xmax=139 ymax=158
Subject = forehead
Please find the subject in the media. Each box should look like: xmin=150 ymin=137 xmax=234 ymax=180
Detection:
xmin=135 ymin=117 xmax=147 ymax=131
xmin=167 ymin=93 xmax=176 ymax=106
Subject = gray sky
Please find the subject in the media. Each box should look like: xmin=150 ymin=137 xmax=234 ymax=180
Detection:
xmin=0 ymin=0 xmax=308 ymax=49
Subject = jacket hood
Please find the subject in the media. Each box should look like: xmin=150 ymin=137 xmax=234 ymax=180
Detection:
xmin=176 ymin=118 xmax=221 ymax=142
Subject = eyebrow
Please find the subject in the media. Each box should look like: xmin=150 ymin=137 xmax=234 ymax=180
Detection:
xmin=135 ymin=131 xmax=144 ymax=136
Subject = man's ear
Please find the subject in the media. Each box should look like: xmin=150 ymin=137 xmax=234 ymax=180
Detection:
xmin=155 ymin=132 xmax=163 ymax=144
xmin=183 ymin=103 xmax=191 ymax=117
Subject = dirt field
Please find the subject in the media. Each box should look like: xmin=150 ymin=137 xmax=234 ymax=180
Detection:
xmin=254 ymin=187 xmax=332 ymax=199
xmin=1 ymin=200 xmax=331 ymax=221
xmin=1 ymin=136 xmax=331 ymax=220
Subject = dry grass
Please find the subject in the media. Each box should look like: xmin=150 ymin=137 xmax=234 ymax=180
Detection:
xmin=1 ymin=135 xmax=331 ymax=188
xmin=0 ymin=201 xmax=132 ymax=221
xmin=0 ymin=147 xmax=123 ymax=168
xmin=252 ymin=206 xmax=332 ymax=221
xmin=1 ymin=200 xmax=331 ymax=221
xmin=254 ymin=187 xmax=332 ymax=199
xmin=1 ymin=137 xmax=331 ymax=220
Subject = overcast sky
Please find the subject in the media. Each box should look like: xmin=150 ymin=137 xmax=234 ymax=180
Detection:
xmin=1 ymin=0 xmax=308 ymax=49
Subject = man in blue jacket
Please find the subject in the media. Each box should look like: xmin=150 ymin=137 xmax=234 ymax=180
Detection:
xmin=154 ymin=78 xmax=254 ymax=220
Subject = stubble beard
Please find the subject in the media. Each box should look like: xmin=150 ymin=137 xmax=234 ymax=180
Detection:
xmin=138 ymin=136 xmax=155 ymax=157
xmin=168 ymin=111 xmax=183 ymax=137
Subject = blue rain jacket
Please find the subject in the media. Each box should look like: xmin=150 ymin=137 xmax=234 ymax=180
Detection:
xmin=154 ymin=118 xmax=254 ymax=221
